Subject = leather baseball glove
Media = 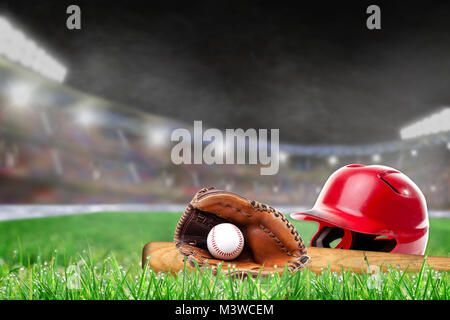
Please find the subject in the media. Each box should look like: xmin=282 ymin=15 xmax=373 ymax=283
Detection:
xmin=174 ymin=187 xmax=310 ymax=277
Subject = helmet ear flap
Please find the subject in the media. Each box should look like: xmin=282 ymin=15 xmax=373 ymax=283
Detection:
xmin=334 ymin=229 xmax=353 ymax=249
xmin=310 ymin=222 xmax=330 ymax=247
xmin=310 ymin=222 xmax=398 ymax=252
xmin=349 ymin=232 xmax=398 ymax=252
xmin=304 ymin=215 xmax=399 ymax=253
xmin=311 ymin=222 xmax=351 ymax=249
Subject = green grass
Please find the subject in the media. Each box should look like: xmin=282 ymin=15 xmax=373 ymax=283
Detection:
xmin=0 ymin=212 xmax=181 ymax=267
xmin=0 ymin=212 xmax=448 ymax=300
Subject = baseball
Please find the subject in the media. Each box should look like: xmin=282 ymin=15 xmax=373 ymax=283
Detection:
xmin=207 ymin=223 xmax=244 ymax=260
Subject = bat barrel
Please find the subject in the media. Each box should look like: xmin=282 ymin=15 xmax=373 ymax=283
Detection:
xmin=307 ymin=247 xmax=450 ymax=274
xmin=143 ymin=242 xmax=450 ymax=275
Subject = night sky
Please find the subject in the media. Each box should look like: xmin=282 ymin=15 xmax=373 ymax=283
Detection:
xmin=1 ymin=0 xmax=450 ymax=144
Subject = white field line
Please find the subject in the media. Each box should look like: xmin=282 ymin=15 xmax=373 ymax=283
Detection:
xmin=0 ymin=204 xmax=183 ymax=221
xmin=0 ymin=205 xmax=448 ymax=221
xmin=0 ymin=204 xmax=313 ymax=221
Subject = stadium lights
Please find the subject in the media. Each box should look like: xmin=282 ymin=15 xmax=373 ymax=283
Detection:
xmin=75 ymin=106 xmax=99 ymax=127
xmin=372 ymin=153 xmax=381 ymax=163
xmin=400 ymin=107 xmax=450 ymax=140
xmin=0 ymin=16 xmax=67 ymax=83
xmin=7 ymin=81 xmax=35 ymax=107
xmin=279 ymin=151 xmax=289 ymax=164
xmin=410 ymin=149 xmax=418 ymax=157
xmin=147 ymin=127 xmax=169 ymax=147
xmin=328 ymin=155 xmax=338 ymax=166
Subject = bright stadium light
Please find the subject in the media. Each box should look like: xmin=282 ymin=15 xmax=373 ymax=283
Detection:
xmin=279 ymin=151 xmax=289 ymax=164
xmin=75 ymin=107 xmax=99 ymax=127
xmin=8 ymin=81 xmax=34 ymax=107
xmin=147 ymin=127 xmax=169 ymax=147
xmin=372 ymin=153 xmax=381 ymax=163
xmin=0 ymin=16 xmax=67 ymax=83
xmin=400 ymin=107 xmax=450 ymax=140
xmin=272 ymin=185 xmax=280 ymax=193
xmin=328 ymin=155 xmax=338 ymax=166
xmin=410 ymin=149 xmax=418 ymax=157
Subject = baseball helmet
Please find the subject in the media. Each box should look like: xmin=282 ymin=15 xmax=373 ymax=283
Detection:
xmin=291 ymin=164 xmax=429 ymax=254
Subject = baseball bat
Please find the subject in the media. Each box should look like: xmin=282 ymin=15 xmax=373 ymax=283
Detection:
xmin=142 ymin=241 xmax=450 ymax=274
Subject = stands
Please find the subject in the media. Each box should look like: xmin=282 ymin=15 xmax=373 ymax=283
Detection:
xmin=0 ymin=58 xmax=448 ymax=210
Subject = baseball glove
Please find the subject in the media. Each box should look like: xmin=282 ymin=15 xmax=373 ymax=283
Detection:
xmin=174 ymin=187 xmax=310 ymax=277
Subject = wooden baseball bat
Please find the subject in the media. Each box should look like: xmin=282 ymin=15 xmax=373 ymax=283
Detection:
xmin=142 ymin=241 xmax=450 ymax=274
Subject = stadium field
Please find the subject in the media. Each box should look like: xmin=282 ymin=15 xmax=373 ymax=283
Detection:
xmin=0 ymin=212 xmax=448 ymax=300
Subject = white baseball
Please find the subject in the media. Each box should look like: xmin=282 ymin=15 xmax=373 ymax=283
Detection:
xmin=207 ymin=223 xmax=244 ymax=260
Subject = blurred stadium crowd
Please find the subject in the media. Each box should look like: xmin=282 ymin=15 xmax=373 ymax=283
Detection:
xmin=0 ymin=56 xmax=449 ymax=210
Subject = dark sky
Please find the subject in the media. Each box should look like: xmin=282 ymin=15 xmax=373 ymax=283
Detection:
xmin=1 ymin=0 xmax=450 ymax=144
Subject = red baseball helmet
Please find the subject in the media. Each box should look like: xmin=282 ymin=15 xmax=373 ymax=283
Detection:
xmin=291 ymin=164 xmax=429 ymax=254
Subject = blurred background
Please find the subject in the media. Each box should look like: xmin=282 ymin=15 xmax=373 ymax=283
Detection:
xmin=0 ymin=0 xmax=448 ymax=219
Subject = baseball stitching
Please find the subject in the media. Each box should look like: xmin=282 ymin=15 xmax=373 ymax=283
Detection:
xmin=210 ymin=225 xmax=243 ymax=258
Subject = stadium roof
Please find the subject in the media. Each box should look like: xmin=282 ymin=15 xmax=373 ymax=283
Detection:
xmin=1 ymin=1 xmax=449 ymax=145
